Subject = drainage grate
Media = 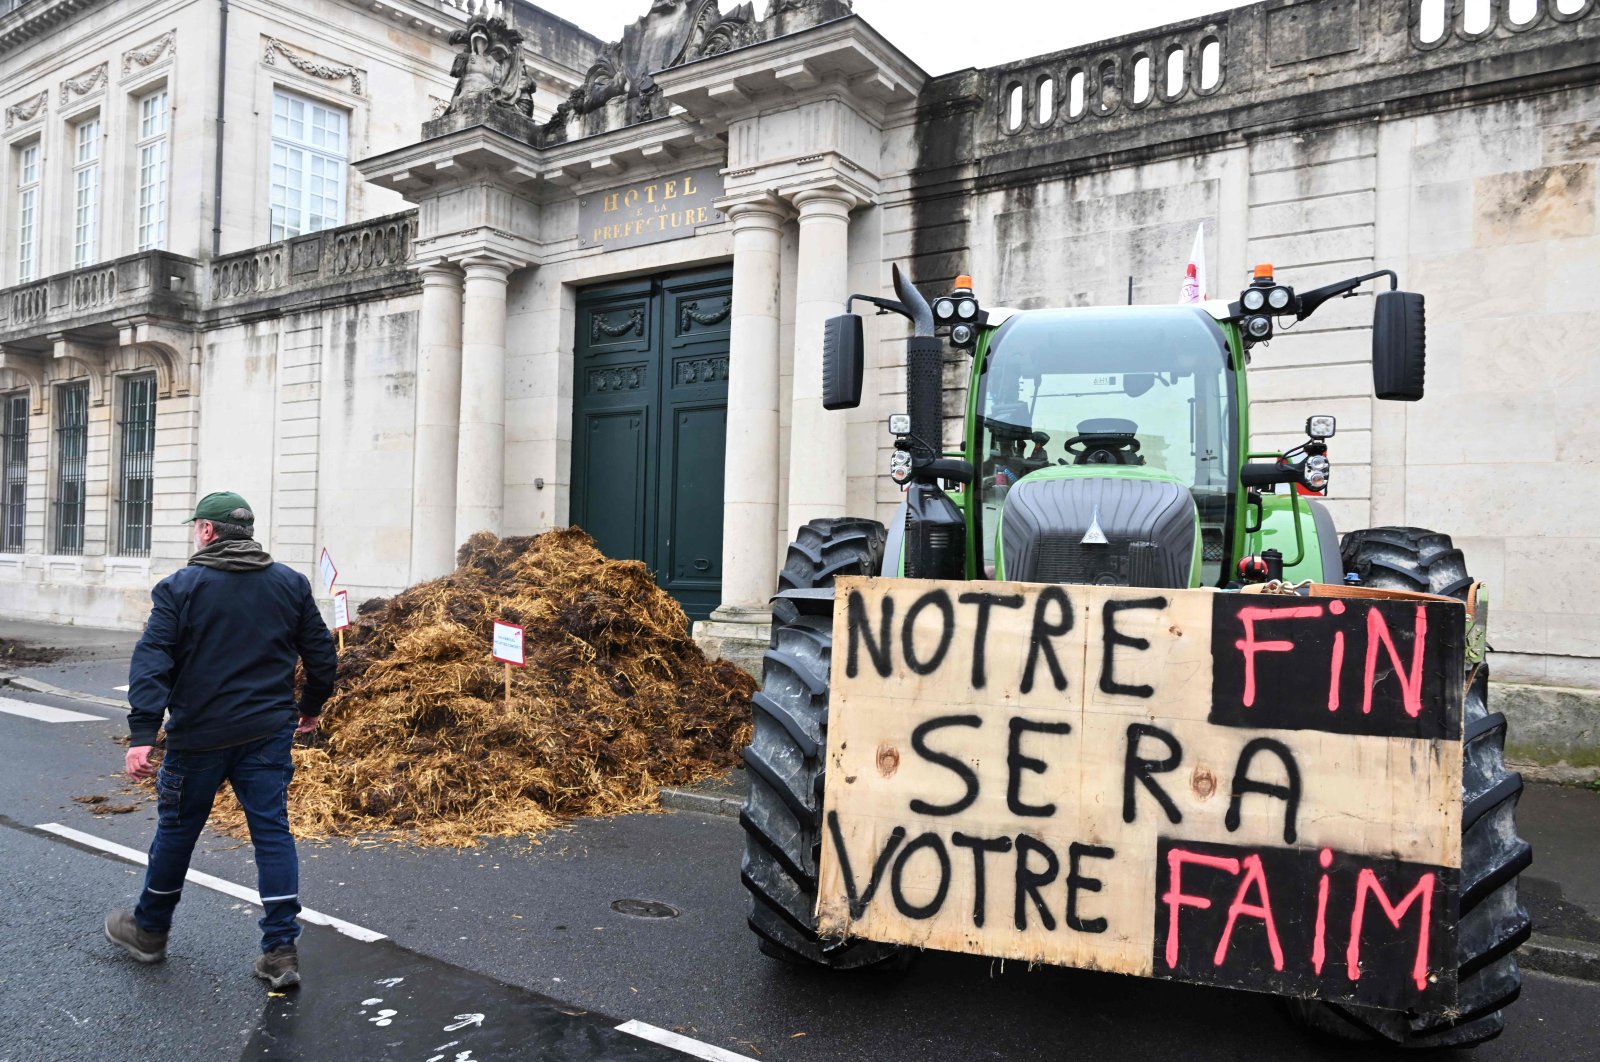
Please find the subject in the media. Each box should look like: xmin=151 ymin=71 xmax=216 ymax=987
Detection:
xmin=610 ymin=898 xmax=680 ymax=919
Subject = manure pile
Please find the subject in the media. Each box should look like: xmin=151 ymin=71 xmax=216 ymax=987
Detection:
xmin=216 ymin=528 xmax=754 ymax=846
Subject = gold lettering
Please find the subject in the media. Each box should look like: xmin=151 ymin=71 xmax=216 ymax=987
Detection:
xmin=624 ymin=189 xmax=639 ymax=208
xmin=592 ymin=227 xmax=603 ymax=244
xmin=645 ymin=184 xmax=656 ymax=204
xmin=696 ymin=206 xmax=708 ymax=224
xmin=603 ymin=193 xmax=620 ymax=213
xmin=664 ymin=180 xmax=678 ymax=201
xmin=682 ymin=174 xmax=697 ymax=196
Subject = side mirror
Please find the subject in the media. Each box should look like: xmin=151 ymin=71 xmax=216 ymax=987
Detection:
xmin=822 ymin=313 xmax=864 ymax=410
xmin=1373 ymin=290 xmax=1425 ymax=401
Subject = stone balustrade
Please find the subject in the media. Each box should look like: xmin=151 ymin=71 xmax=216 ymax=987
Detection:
xmin=0 ymin=250 xmax=199 ymax=346
xmin=208 ymin=211 xmax=416 ymax=306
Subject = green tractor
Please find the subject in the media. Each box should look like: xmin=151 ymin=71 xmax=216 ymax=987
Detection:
xmin=740 ymin=263 xmax=1530 ymax=1048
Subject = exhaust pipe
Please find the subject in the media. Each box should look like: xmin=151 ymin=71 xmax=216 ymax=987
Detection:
xmin=894 ymin=264 xmax=942 ymax=462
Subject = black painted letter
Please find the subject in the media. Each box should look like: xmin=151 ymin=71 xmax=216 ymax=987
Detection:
xmin=909 ymin=715 xmax=983 ymax=816
xmin=1066 ymin=842 xmax=1115 ymax=934
xmin=1006 ymin=717 xmax=1074 ymax=818
xmin=1122 ymin=723 xmax=1184 ymax=825
xmin=890 ymin=832 xmax=952 ymax=920
xmin=827 ymin=811 xmax=906 ymax=919
xmin=902 ymin=590 xmax=956 ymax=676
xmin=1100 ymin=597 xmax=1167 ymax=698
xmin=959 ymin=591 xmax=1026 ymax=688
xmin=1225 ymin=738 xmax=1302 ymax=844
xmin=846 ymin=590 xmax=894 ymax=678
xmin=1022 ymin=587 xmax=1075 ymax=694
xmin=952 ymin=832 xmax=1013 ymax=928
xmin=1014 ymin=833 xmax=1061 ymax=931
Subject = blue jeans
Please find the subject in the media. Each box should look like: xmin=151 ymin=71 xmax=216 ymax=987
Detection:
xmin=134 ymin=721 xmax=302 ymax=951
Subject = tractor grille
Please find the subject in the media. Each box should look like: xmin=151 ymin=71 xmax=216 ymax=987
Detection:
xmin=1033 ymin=537 xmax=1162 ymax=586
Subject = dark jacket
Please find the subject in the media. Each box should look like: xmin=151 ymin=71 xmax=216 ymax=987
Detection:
xmin=128 ymin=539 xmax=337 ymax=751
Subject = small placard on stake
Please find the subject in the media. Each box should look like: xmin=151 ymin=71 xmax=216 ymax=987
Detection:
xmin=318 ymin=547 xmax=339 ymax=595
xmin=331 ymin=590 xmax=350 ymax=631
xmin=492 ymin=621 xmax=525 ymax=666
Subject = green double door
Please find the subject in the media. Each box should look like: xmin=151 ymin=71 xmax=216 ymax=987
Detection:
xmin=570 ymin=267 xmax=731 ymax=622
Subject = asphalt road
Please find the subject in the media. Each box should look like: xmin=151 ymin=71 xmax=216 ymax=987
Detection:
xmin=1 ymin=676 xmax=1597 ymax=1061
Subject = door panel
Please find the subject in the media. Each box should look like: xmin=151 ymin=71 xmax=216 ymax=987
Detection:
xmin=571 ymin=267 xmax=731 ymax=622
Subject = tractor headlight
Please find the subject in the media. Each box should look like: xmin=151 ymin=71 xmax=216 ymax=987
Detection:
xmin=1267 ymin=286 xmax=1293 ymax=311
xmin=1306 ymin=415 xmax=1336 ymax=440
xmin=889 ymin=450 xmax=912 ymax=483
xmin=1245 ymin=316 xmax=1272 ymax=340
xmin=956 ymin=298 xmax=978 ymax=320
xmin=1303 ymin=454 xmax=1330 ymax=491
xmin=888 ymin=413 xmax=911 ymax=436
xmin=951 ymin=323 xmax=975 ymax=346
xmin=934 ymin=298 xmax=955 ymax=321
xmin=1242 ymin=288 xmax=1266 ymax=312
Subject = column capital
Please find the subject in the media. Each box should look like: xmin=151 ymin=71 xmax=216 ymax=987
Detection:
xmin=715 ymin=192 xmax=793 ymax=229
xmin=789 ymin=186 xmax=862 ymax=217
xmin=412 ymin=259 xmax=465 ymax=282
xmin=460 ymin=255 xmax=517 ymax=281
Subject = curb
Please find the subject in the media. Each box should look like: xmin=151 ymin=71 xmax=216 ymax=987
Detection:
xmin=659 ymin=787 xmax=742 ymax=819
xmin=1521 ymin=934 xmax=1600 ymax=983
xmin=0 ymin=672 xmax=128 ymax=711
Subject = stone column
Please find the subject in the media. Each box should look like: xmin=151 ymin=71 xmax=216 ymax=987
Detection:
xmin=410 ymin=264 xmax=464 ymax=581
xmin=455 ymin=256 xmax=512 ymax=546
xmin=785 ymin=188 xmax=855 ymax=537
xmin=703 ymin=201 xmax=787 ymax=659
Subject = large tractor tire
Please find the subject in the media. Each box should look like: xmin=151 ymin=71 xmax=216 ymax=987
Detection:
xmin=741 ymin=517 xmax=905 ymax=970
xmin=1286 ymin=527 xmax=1532 ymax=1049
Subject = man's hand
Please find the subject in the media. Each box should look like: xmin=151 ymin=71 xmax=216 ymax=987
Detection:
xmin=126 ymin=745 xmax=156 ymax=781
xmin=295 ymin=714 xmax=319 ymax=735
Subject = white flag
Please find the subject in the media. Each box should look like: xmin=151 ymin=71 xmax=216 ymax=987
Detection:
xmin=1179 ymin=224 xmax=1207 ymax=304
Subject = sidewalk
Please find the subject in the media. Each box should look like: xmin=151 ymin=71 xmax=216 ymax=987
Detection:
xmin=5 ymin=617 xmax=1597 ymax=984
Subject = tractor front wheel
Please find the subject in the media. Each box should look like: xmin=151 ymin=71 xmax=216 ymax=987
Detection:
xmin=740 ymin=518 xmax=905 ymax=970
xmin=1285 ymin=526 xmax=1532 ymax=1049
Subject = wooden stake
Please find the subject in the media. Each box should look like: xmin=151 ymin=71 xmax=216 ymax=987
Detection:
xmin=338 ymin=629 xmax=345 ymax=653
xmin=504 ymin=661 xmax=512 ymax=707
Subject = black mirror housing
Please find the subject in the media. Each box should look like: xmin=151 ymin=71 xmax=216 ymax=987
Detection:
xmin=822 ymin=313 xmax=864 ymax=410
xmin=1373 ymin=290 xmax=1426 ymax=401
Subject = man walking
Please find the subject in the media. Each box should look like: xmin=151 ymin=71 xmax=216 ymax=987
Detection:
xmin=104 ymin=491 xmax=337 ymax=989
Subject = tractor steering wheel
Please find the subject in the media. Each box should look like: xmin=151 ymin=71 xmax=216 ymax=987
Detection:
xmin=1063 ymin=432 xmax=1143 ymax=466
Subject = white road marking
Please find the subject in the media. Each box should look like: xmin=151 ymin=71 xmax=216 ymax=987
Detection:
xmin=615 ymin=1020 xmax=758 ymax=1062
xmin=113 ymin=685 xmax=129 ymax=692
xmin=34 ymin=822 xmax=387 ymax=942
xmin=0 ymin=697 xmax=104 ymax=723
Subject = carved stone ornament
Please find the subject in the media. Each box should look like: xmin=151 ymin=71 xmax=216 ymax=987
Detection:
xmin=122 ymin=30 xmax=176 ymax=76
xmin=60 ymin=63 xmax=108 ymax=106
xmin=446 ymin=12 xmax=535 ymax=118
xmin=5 ymin=91 xmax=47 ymax=131
xmin=429 ymin=95 xmax=450 ymax=118
xmin=263 ymin=37 xmax=365 ymax=97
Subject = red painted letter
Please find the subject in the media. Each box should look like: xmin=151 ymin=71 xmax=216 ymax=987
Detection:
xmin=1213 ymin=853 xmax=1285 ymax=971
xmin=1234 ymin=605 xmax=1323 ymax=707
xmin=1163 ymin=848 xmax=1239 ymax=969
xmin=1346 ymin=866 xmax=1436 ymax=992
xmin=1361 ymin=605 xmax=1428 ymax=718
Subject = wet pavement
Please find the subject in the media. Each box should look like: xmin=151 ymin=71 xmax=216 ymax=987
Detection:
xmin=3 ymin=625 xmax=1600 ymax=1061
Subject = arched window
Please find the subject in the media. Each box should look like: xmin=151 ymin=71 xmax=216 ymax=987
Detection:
xmin=1036 ymin=76 xmax=1055 ymax=124
xmin=1462 ymin=0 xmax=1492 ymax=33
xmin=1165 ymin=47 xmax=1185 ymax=97
xmin=1507 ymin=0 xmax=1540 ymax=25
xmin=1006 ymin=83 xmax=1024 ymax=132
xmin=1068 ymin=70 xmax=1086 ymax=118
xmin=1554 ymin=0 xmax=1584 ymax=13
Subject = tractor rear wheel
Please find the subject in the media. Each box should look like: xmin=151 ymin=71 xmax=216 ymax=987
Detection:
xmin=740 ymin=518 xmax=904 ymax=970
xmin=1285 ymin=526 xmax=1532 ymax=1049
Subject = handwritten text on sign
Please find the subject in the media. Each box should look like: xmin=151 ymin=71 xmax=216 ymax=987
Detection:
xmin=816 ymin=578 xmax=1464 ymax=1013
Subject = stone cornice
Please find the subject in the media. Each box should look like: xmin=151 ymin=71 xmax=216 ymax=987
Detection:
xmin=0 ymin=0 xmax=104 ymax=57
xmin=650 ymin=14 xmax=926 ymax=130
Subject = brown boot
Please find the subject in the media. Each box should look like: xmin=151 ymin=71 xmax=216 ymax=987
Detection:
xmin=104 ymin=909 xmax=167 ymax=963
xmin=254 ymin=945 xmax=301 ymax=989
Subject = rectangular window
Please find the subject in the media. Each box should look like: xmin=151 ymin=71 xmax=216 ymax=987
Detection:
xmin=136 ymin=89 xmax=168 ymax=251
xmin=72 ymin=118 xmax=100 ymax=268
xmin=117 ymin=374 xmax=156 ymax=557
xmin=1 ymin=392 xmax=26 ymax=552
xmin=17 ymin=142 xmax=39 ymax=282
xmin=53 ymin=383 xmax=88 ymax=555
xmin=269 ymin=89 xmax=346 ymax=240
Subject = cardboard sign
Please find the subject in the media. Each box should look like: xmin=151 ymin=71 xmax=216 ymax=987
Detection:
xmin=492 ymin=621 xmax=525 ymax=667
xmin=331 ymin=590 xmax=350 ymax=631
xmin=817 ymin=577 xmax=1464 ymax=1015
xmin=319 ymin=548 xmax=339 ymax=595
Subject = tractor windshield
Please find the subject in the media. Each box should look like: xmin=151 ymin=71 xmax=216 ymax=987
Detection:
xmin=976 ymin=306 xmax=1236 ymax=584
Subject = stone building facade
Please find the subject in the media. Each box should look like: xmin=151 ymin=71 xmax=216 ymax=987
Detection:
xmin=0 ymin=0 xmax=1596 ymax=764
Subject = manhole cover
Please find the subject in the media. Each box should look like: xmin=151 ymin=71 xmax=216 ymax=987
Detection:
xmin=610 ymin=898 xmax=680 ymax=919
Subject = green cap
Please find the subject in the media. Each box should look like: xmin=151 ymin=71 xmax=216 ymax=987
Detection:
xmin=186 ymin=491 xmax=255 ymax=525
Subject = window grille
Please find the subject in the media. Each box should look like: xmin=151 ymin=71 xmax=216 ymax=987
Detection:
xmin=1 ymin=392 xmax=26 ymax=552
xmin=136 ymin=89 xmax=168 ymax=251
xmin=52 ymin=383 xmax=88 ymax=555
xmin=117 ymin=374 xmax=156 ymax=557
xmin=270 ymin=89 xmax=346 ymax=240
xmin=72 ymin=118 xmax=101 ymax=268
xmin=17 ymin=142 xmax=39 ymax=282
